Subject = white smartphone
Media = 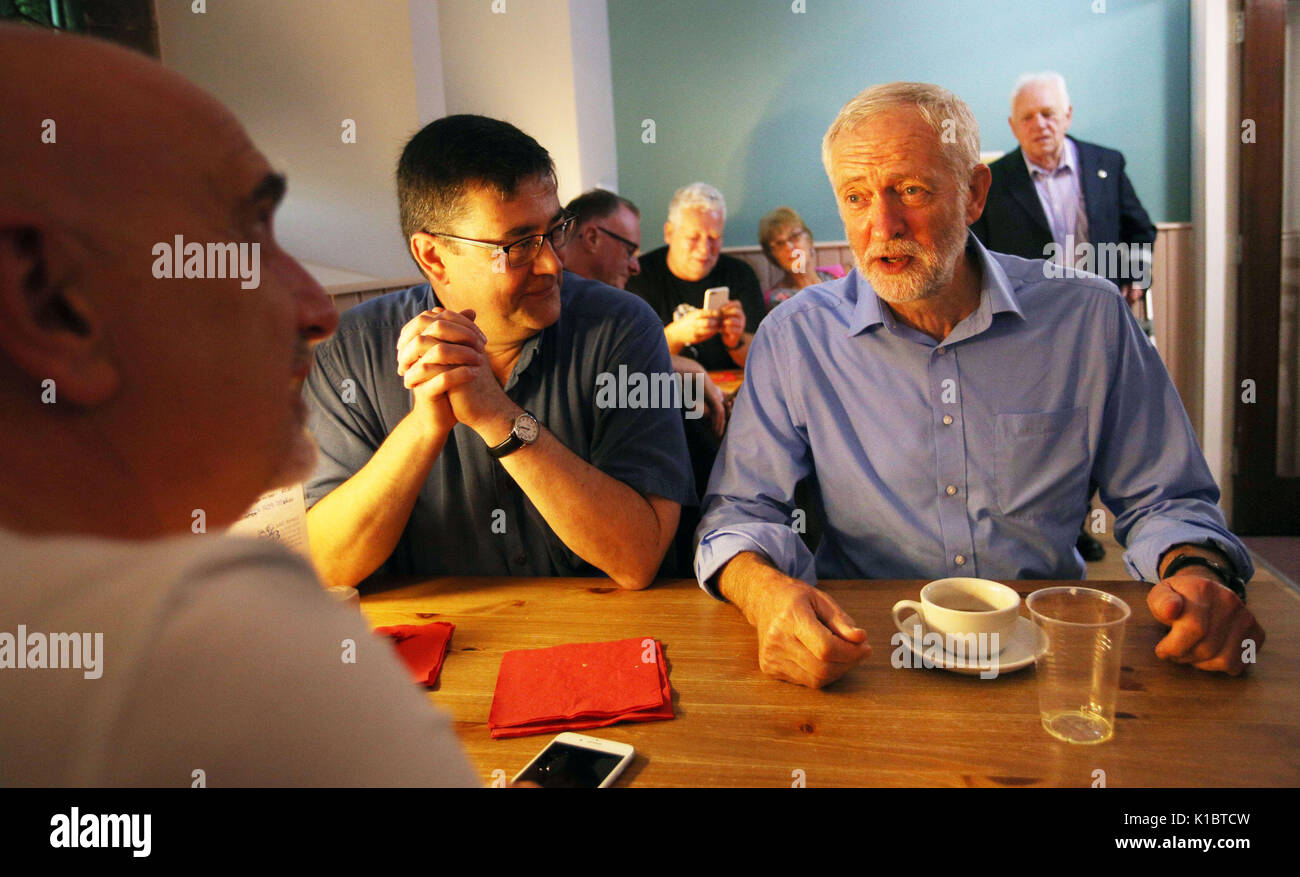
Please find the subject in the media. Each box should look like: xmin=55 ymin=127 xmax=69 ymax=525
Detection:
xmin=702 ymin=286 xmax=730 ymax=312
xmin=511 ymin=732 xmax=636 ymax=788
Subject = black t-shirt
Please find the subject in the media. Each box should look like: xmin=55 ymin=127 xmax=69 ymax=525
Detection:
xmin=625 ymin=246 xmax=766 ymax=370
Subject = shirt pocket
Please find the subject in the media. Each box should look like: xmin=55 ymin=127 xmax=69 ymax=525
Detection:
xmin=994 ymin=407 xmax=1091 ymax=521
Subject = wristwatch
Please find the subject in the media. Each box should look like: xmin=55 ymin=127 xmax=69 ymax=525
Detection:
xmin=487 ymin=411 xmax=540 ymax=459
xmin=1163 ymin=555 xmax=1248 ymax=601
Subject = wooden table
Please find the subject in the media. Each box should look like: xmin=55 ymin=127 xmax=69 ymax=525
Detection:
xmin=360 ymin=576 xmax=1300 ymax=787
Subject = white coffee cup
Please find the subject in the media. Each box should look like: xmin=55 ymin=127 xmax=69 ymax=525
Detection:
xmin=891 ymin=577 xmax=1021 ymax=656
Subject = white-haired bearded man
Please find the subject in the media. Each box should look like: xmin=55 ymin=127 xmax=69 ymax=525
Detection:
xmin=694 ymin=81 xmax=1262 ymax=689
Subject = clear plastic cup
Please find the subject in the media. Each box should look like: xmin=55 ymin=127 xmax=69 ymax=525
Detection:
xmin=1027 ymin=586 xmax=1131 ymax=744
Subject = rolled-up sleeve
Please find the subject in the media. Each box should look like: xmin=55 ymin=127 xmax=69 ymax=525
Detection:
xmin=1094 ymin=294 xmax=1254 ymax=583
xmin=693 ymin=317 xmax=817 ymax=598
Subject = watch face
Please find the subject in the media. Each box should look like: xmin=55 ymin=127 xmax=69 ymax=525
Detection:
xmin=515 ymin=414 xmax=540 ymax=443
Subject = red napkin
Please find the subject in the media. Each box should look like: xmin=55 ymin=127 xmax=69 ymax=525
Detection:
xmin=488 ymin=637 xmax=673 ymax=739
xmin=374 ymin=621 xmax=454 ymax=687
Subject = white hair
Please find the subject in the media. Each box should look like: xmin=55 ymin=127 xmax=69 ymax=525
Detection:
xmin=1011 ymin=71 xmax=1070 ymax=109
xmin=821 ymin=81 xmax=981 ymax=183
xmin=667 ymin=181 xmax=727 ymax=225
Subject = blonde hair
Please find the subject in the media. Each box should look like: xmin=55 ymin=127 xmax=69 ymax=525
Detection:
xmin=758 ymin=206 xmax=813 ymax=265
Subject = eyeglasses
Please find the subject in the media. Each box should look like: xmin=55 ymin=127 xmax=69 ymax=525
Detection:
xmin=767 ymin=228 xmax=810 ymax=250
xmin=426 ymin=214 xmax=576 ymax=268
xmin=595 ymin=225 xmax=640 ymax=259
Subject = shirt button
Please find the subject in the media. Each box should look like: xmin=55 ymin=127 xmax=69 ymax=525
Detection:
xmin=514 ymin=554 xmax=528 ymax=565
xmin=936 ymin=347 xmax=947 ymax=356
xmin=945 ymin=485 xmax=958 ymax=496
xmin=954 ymin=554 xmax=966 ymax=566
xmin=942 ymin=415 xmax=954 ymax=425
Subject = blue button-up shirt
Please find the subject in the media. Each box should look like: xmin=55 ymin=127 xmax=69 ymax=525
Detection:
xmin=694 ymin=236 xmax=1251 ymax=595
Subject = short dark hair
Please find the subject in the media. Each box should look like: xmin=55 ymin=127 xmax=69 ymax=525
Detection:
xmin=396 ymin=114 xmax=556 ymax=246
xmin=563 ymin=188 xmax=639 ymax=230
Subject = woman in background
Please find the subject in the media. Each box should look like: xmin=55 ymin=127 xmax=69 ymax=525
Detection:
xmin=757 ymin=206 xmax=845 ymax=310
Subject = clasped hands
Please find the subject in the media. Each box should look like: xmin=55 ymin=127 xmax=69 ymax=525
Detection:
xmin=395 ymin=307 xmax=518 ymax=442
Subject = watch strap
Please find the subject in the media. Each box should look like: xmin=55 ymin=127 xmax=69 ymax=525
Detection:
xmin=1163 ymin=555 xmax=1247 ymax=601
xmin=487 ymin=412 xmax=537 ymax=459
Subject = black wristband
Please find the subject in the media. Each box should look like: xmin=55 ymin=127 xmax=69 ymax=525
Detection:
xmin=1162 ymin=555 xmax=1248 ymax=602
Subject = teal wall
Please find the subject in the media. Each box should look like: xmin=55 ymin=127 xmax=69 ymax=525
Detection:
xmin=608 ymin=0 xmax=1190 ymax=249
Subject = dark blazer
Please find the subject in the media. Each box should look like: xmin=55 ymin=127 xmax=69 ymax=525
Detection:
xmin=970 ymin=137 xmax=1157 ymax=288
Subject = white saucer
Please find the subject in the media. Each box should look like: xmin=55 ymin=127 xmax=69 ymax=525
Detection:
xmin=893 ymin=613 xmax=1044 ymax=676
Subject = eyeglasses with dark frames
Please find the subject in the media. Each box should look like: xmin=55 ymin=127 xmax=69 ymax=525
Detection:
xmin=425 ymin=214 xmax=576 ymax=268
xmin=594 ymin=225 xmax=640 ymax=260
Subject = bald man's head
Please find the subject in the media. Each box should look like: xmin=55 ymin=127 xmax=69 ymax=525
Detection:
xmin=3 ymin=28 xmax=228 ymax=231
xmin=0 ymin=26 xmax=337 ymax=538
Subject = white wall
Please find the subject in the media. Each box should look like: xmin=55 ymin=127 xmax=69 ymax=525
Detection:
xmin=436 ymin=0 xmax=618 ymax=204
xmin=155 ymin=0 xmax=445 ymax=278
xmin=409 ymin=0 xmax=448 ymax=127
xmin=1192 ymin=0 xmax=1240 ymax=516
xmin=155 ymin=0 xmax=615 ymax=276
xmin=568 ymin=0 xmax=619 ymax=193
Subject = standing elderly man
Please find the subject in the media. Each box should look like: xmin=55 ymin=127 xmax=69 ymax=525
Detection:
xmin=971 ymin=71 xmax=1157 ymax=303
xmin=304 ymin=116 xmax=694 ymax=591
xmin=626 ymin=182 xmax=766 ymax=370
xmin=0 ymin=25 xmax=479 ymax=785
xmin=695 ymin=82 xmax=1262 ymax=689
xmin=971 ymin=71 xmax=1159 ymax=563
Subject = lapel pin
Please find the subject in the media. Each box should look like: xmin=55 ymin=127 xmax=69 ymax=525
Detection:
xmin=1098 ymin=169 xmax=1108 ymax=179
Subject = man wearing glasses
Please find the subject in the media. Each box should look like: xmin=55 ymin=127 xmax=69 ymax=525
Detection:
xmin=558 ymin=188 xmax=726 ymax=439
xmin=303 ymin=115 xmax=694 ymax=590
xmin=556 ymin=188 xmax=643 ymax=291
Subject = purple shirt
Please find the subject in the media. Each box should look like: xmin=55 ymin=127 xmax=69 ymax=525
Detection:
xmin=1025 ymin=138 xmax=1088 ymax=254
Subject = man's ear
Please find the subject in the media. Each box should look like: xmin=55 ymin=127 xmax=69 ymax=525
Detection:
xmin=0 ymin=217 xmax=118 ymax=405
xmin=581 ymin=223 xmax=601 ymax=253
xmin=410 ymin=232 xmax=451 ymax=286
xmin=663 ymin=221 xmax=673 ymax=246
xmin=964 ymin=164 xmax=993 ymax=226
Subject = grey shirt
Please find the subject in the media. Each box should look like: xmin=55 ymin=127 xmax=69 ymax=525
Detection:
xmin=304 ymin=272 xmax=695 ymax=584
xmin=0 ymin=528 xmax=481 ymax=786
